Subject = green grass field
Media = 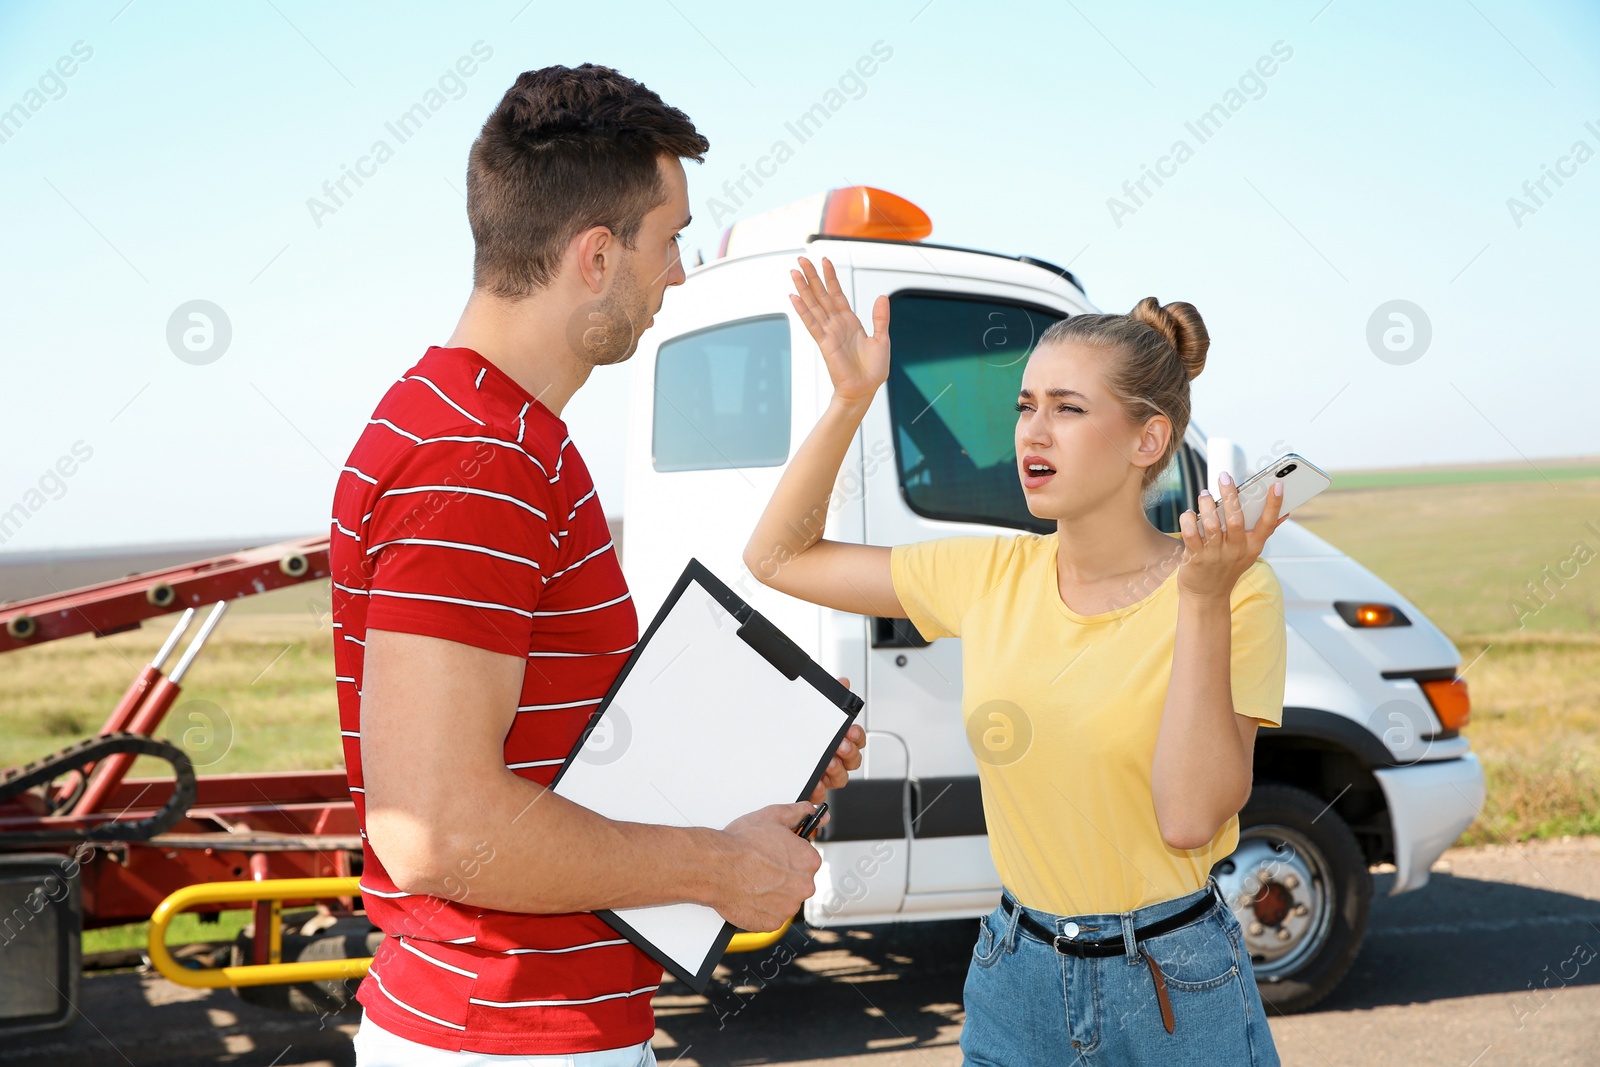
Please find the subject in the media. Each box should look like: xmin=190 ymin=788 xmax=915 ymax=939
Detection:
xmin=85 ymin=909 xmax=253 ymax=956
xmin=1 ymin=599 xmax=345 ymax=779
xmin=1324 ymin=459 xmax=1600 ymax=492
xmin=2 ymin=456 xmax=1597 ymax=951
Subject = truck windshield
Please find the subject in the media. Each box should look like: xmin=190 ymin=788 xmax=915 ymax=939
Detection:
xmin=884 ymin=291 xmax=1191 ymax=535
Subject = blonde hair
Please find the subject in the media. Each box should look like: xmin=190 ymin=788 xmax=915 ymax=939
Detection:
xmin=1036 ymin=297 xmax=1210 ymax=493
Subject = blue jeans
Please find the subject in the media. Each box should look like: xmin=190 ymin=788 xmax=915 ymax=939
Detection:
xmin=961 ymin=878 xmax=1280 ymax=1066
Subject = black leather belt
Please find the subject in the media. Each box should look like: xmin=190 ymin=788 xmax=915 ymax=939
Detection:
xmin=1001 ymin=883 xmax=1220 ymax=958
xmin=1000 ymin=884 xmax=1222 ymax=1034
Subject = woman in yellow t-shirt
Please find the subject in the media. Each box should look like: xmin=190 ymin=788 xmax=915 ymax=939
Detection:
xmin=745 ymin=257 xmax=1292 ymax=1065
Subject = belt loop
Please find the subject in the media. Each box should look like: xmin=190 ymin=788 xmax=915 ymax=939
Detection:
xmin=999 ymin=889 xmax=1023 ymax=952
xmin=1119 ymin=908 xmax=1139 ymax=961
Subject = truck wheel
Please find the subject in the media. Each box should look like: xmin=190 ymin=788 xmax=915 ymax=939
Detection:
xmin=1211 ymin=782 xmax=1372 ymax=1014
xmin=231 ymin=918 xmax=381 ymax=1016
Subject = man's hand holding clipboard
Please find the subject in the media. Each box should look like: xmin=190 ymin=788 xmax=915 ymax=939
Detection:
xmin=548 ymin=561 xmax=867 ymax=991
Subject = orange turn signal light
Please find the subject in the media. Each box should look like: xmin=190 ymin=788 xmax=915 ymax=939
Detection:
xmin=820 ymin=186 xmax=933 ymax=242
xmin=1332 ymin=601 xmax=1411 ymax=628
xmin=1419 ymin=677 xmax=1470 ymax=731
xmin=1356 ymin=604 xmax=1394 ymax=626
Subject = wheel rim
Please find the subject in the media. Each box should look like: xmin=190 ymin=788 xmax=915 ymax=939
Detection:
xmin=1213 ymin=823 xmax=1335 ymax=981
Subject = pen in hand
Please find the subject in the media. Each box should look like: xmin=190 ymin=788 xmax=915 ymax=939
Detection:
xmin=794 ymin=801 xmax=828 ymax=841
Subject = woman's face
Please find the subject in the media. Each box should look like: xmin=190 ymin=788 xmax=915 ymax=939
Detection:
xmin=1014 ymin=341 xmax=1164 ymax=521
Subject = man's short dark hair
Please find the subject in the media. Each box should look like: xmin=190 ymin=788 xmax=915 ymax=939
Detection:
xmin=466 ymin=64 xmax=708 ymax=298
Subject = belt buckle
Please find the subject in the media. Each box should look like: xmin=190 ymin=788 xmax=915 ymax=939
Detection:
xmin=1051 ymin=920 xmax=1083 ymax=953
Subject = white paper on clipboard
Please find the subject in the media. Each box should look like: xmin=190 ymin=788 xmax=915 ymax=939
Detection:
xmin=548 ymin=559 xmax=862 ymax=992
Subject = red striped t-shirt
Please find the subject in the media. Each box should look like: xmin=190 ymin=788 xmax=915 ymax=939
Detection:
xmin=329 ymin=345 xmax=662 ymax=1055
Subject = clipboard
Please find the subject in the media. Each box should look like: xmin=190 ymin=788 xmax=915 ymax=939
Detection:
xmin=548 ymin=558 xmax=863 ymax=993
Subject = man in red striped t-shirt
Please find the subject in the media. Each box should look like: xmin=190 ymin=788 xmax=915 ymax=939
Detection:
xmin=331 ymin=65 xmax=863 ymax=1064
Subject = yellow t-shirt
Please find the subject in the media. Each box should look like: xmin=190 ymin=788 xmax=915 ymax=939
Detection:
xmin=888 ymin=529 xmax=1287 ymax=915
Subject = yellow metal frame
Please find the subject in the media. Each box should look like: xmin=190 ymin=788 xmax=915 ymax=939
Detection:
xmin=148 ymin=876 xmax=368 ymax=989
xmin=727 ymin=918 xmax=792 ymax=953
xmin=149 ymin=876 xmax=791 ymax=990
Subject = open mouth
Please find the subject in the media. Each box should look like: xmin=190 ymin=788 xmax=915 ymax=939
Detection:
xmin=1022 ymin=457 xmax=1056 ymax=488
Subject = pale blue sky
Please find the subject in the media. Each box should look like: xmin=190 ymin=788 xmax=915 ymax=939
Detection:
xmin=1 ymin=0 xmax=1596 ymax=551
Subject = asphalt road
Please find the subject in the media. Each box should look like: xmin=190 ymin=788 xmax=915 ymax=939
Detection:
xmin=5 ymin=837 xmax=1598 ymax=1067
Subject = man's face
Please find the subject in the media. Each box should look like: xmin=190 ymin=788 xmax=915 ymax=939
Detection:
xmin=634 ymin=153 xmax=691 ymax=330
xmin=572 ymin=155 xmax=691 ymax=367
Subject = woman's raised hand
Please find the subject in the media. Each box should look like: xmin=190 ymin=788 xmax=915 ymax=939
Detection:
xmin=789 ymin=255 xmax=890 ymax=404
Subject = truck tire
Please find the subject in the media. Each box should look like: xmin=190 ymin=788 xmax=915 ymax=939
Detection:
xmin=1212 ymin=782 xmax=1372 ymax=1014
xmin=231 ymin=917 xmax=382 ymax=1016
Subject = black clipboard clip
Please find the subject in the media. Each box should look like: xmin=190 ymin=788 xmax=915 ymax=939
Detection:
xmin=733 ymin=603 xmax=808 ymax=680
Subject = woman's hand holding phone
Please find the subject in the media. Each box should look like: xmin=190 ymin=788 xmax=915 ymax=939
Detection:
xmin=1175 ymin=472 xmax=1291 ymax=602
xmin=788 ymin=255 xmax=891 ymax=404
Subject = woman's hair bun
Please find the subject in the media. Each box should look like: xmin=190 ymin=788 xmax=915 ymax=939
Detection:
xmin=1129 ymin=297 xmax=1209 ymax=381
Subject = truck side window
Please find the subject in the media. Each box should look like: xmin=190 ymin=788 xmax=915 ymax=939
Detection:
xmin=885 ymin=293 xmax=1060 ymax=534
xmin=653 ymin=315 xmax=791 ymax=472
xmin=884 ymin=292 xmax=1192 ymax=534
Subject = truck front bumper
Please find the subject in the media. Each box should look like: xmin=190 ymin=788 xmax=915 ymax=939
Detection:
xmin=1372 ymin=752 xmax=1486 ymax=895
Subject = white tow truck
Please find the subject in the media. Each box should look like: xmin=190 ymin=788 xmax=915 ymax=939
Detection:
xmin=621 ymin=186 xmax=1486 ymax=1011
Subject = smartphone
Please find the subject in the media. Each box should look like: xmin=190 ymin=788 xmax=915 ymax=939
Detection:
xmin=1232 ymin=453 xmax=1331 ymax=531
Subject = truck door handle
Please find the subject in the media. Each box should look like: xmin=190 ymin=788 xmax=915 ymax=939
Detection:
xmin=871 ymin=616 xmax=929 ymax=649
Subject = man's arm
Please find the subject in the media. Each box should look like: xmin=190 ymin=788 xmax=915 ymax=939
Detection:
xmin=361 ymin=628 xmax=829 ymax=933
